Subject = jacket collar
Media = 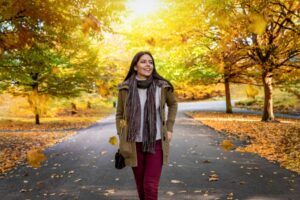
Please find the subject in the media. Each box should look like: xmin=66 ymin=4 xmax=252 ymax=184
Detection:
xmin=117 ymin=79 xmax=171 ymax=90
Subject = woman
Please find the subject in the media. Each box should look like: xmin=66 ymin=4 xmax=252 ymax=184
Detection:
xmin=115 ymin=51 xmax=178 ymax=200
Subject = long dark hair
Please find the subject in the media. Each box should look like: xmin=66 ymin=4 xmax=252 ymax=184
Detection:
xmin=124 ymin=51 xmax=174 ymax=91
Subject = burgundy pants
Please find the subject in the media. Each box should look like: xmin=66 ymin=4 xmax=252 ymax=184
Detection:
xmin=132 ymin=140 xmax=163 ymax=200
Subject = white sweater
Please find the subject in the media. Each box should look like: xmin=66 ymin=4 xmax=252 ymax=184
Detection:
xmin=135 ymin=84 xmax=162 ymax=142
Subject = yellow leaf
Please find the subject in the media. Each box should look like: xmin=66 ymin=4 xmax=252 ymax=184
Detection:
xmin=109 ymin=136 xmax=118 ymax=146
xmin=27 ymin=148 xmax=47 ymax=168
xmin=220 ymin=139 xmax=234 ymax=151
xmin=82 ymin=14 xmax=102 ymax=35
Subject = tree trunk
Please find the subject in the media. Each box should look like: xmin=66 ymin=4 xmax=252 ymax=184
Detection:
xmin=71 ymin=102 xmax=77 ymax=115
xmin=32 ymin=82 xmax=41 ymax=125
xmin=35 ymin=113 xmax=40 ymax=125
xmin=261 ymin=70 xmax=275 ymax=121
xmin=224 ymin=71 xmax=232 ymax=113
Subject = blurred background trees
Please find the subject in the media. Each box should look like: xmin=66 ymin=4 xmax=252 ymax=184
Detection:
xmin=0 ymin=0 xmax=299 ymax=124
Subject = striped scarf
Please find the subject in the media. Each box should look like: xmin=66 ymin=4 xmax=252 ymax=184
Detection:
xmin=126 ymin=73 xmax=157 ymax=153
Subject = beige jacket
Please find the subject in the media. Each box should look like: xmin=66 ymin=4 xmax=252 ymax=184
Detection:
xmin=115 ymin=79 xmax=178 ymax=167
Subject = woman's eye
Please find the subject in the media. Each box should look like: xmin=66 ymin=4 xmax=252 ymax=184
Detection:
xmin=140 ymin=60 xmax=153 ymax=64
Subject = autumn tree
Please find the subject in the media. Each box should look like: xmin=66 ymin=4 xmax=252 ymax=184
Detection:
xmin=0 ymin=0 xmax=125 ymax=52
xmin=0 ymin=0 xmax=126 ymax=124
xmin=237 ymin=0 xmax=300 ymax=121
xmin=1 ymin=37 xmax=100 ymax=124
xmin=117 ymin=0 xmax=221 ymax=92
xmin=204 ymin=0 xmax=300 ymax=120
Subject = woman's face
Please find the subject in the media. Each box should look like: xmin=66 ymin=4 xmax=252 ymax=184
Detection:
xmin=134 ymin=54 xmax=154 ymax=80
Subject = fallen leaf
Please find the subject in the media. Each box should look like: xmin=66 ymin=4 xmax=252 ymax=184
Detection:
xmin=166 ymin=191 xmax=175 ymax=196
xmin=208 ymin=174 xmax=219 ymax=181
xmin=170 ymin=179 xmax=182 ymax=184
xmin=104 ymin=189 xmax=115 ymax=196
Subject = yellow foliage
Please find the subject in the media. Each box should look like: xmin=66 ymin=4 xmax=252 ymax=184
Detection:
xmin=248 ymin=13 xmax=267 ymax=35
xmin=99 ymin=86 xmax=109 ymax=97
xmin=52 ymin=66 xmax=60 ymax=74
xmin=246 ymin=85 xmax=259 ymax=99
xmin=27 ymin=91 xmax=50 ymax=115
xmin=175 ymin=83 xmax=224 ymax=101
xmin=26 ymin=148 xmax=47 ymax=168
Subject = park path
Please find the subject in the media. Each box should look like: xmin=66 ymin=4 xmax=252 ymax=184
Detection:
xmin=0 ymin=101 xmax=299 ymax=200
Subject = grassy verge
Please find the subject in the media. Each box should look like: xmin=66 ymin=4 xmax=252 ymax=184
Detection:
xmin=235 ymin=98 xmax=300 ymax=115
xmin=186 ymin=111 xmax=300 ymax=174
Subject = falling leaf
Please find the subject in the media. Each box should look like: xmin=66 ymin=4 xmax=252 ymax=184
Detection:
xmin=82 ymin=13 xmax=102 ymax=35
xmin=220 ymin=140 xmax=234 ymax=151
xmin=26 ymin=148 xmax=47 ymax=168
xmin=109 ymin=136 xmax=118 ymax=146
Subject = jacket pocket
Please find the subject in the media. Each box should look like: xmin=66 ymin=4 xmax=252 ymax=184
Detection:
xmin=119 ymin=119 xmax=131 ymax=158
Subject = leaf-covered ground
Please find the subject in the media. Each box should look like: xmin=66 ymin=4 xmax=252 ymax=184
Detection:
xmin=0 ymin=109 xmax=113 ymax=174
xmin=187 ymin=111 xmax=300 ymax=174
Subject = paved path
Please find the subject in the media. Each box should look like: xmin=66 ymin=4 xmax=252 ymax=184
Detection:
xmin=0 ymin=101 xmax=299 ymax=200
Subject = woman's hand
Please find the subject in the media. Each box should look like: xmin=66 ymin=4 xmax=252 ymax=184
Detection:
xmin=167 ymin=131 xmax=172 ymax=142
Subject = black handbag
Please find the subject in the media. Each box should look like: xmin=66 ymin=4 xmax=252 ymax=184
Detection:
xmin=115 ymin=149 xmax=125 ymax=169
